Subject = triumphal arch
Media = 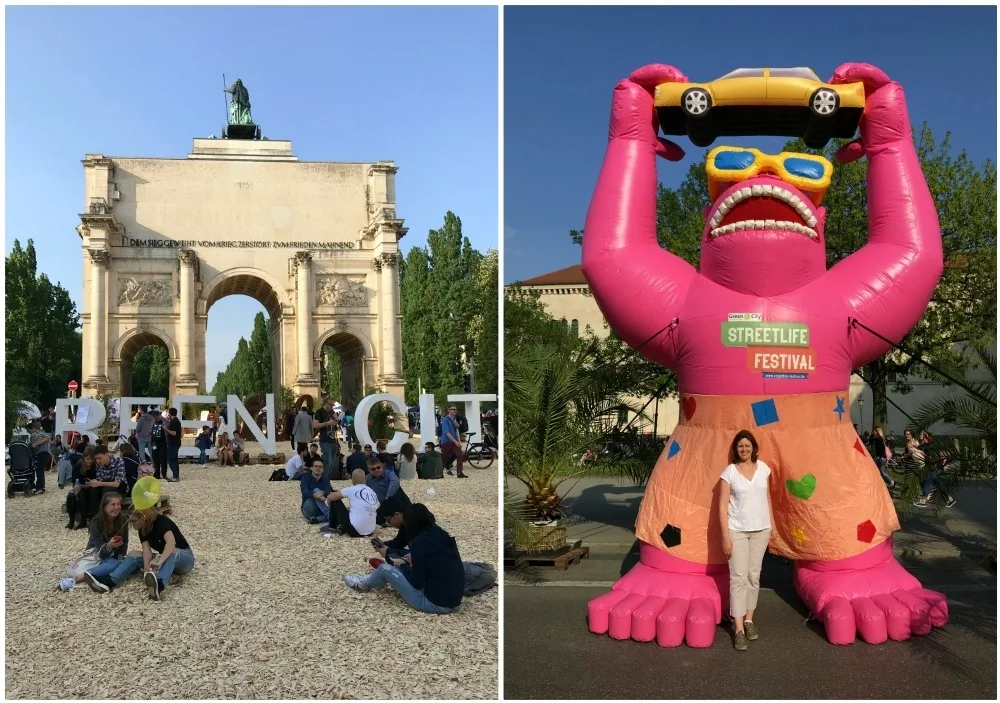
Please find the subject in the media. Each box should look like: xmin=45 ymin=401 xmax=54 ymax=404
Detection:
xmin=77 ymin=85 xmax=406 ymax=404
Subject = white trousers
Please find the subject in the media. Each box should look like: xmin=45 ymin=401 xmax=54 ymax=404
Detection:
xmin=728 ymin=528 xmax=771 ymax=618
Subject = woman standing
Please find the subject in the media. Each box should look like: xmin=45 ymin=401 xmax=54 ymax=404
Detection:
xmin=717 ymin=430 xmax=773 ymax=651
xmin=343 ymin=503 xmax=464 ymax=614
xmin=28 ymin=420 xmax=52 ymax=494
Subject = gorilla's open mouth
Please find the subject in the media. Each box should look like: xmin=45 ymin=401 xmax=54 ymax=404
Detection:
xmin=708 ymin=184 xmax=818 ymax=240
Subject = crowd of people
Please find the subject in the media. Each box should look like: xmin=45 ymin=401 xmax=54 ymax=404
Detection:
xmin=858 ymin=424 xmax=957 ymax=508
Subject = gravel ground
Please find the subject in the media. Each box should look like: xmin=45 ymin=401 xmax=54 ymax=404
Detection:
xmin=4 ymin=459 xmax=499 ymax=699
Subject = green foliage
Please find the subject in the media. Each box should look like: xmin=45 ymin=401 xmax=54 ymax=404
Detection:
xmin=503 ymin=284 xmax=579 ymax=355
xmin=321 ymin=347 xmax=343 ymax=402
xmin=362 ymin=385 xmax=395 ymax=441
xmin=5 ymin=239 xmax=82 ymax=409
xmin=131 ymin=346 xmax=169 ymax=398
xmin=399 ymin=211 xmax=487 ymax=406
xmin=210 ymin=312 xmax=273 ymax=400
xmin=467 ymin=249 xmax=499 ymax=394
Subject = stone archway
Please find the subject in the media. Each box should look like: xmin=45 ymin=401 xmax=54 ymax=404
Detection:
xmin=316 ymin=328 xmax=374 ymax=407
xmin=76 ymin=138 xmax=408 ymax=401
xmin=110 ymin=326 xmax=177 ymax=397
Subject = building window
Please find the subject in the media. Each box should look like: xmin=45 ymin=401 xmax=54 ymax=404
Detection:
xmin=571 ymin=319 xmax=579 ymax=336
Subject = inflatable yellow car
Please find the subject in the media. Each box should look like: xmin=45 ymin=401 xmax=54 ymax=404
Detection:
xmin=654 ymin=67 xmax=865 ymax=149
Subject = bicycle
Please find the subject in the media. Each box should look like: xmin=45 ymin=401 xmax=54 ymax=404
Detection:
xmin=462 ymin=432 xmax=496 ymax=470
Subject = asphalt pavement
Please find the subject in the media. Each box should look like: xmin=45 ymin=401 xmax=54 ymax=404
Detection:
xmin=504 ymin=478 xmax=997 ymax=700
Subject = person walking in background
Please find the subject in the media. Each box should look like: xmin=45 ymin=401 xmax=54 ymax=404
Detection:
xmin=28 ymin=419 xmax=52 ymax=494
xmin=439 ymin=405 xmax=467 ymax=479
xmin=135 ymin=406 xmax=154 ymax=463
xmin=718 ymin=430 xmax=773 ymax=651
xmin=870 ymin=426 xmax=894 ymax=489
xmin=164 ymin=407 xmax=182 ymax=482
xmin=292 ymin=404 xmax=313 ymax=454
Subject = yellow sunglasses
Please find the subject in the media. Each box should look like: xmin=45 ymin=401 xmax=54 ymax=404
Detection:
xmin=706 ymin=146 xmax=833 ymax=204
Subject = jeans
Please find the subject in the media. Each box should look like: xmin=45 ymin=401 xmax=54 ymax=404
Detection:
xmin=137 ymin=439 xmax=151 ymax=463
xmin=197 ymin=448 xmax=207 ymax=465
xmin=152 ymin=446 xmax=167 ymax=479
xmin=321 ymin=442 xmax=339 ymax=482
xmin=107 ymin=554 xmax=144 ymax=586
xmin=301 ymin=498 xmax=330 ymax=522
xmin=874 ymin=456 xmax=893 ymax=485
xmin=442 ymin=442 xmax=464 ymax=474
xmin=157 ymin=548 xmax=195 ymax=588
xmin=361 ymin=564 xmax=457 ymax=614
xmin=34 ymin=452 xmax=50 ymax=490
xmin=86 ymin=556 xmax=124 ymax=580
xmin=922 ymin=468 xmax=953 ymax=501
xmin=167 ymin=445 xmax=180 ymax=479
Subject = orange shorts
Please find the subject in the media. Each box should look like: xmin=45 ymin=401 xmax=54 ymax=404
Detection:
xmin=635 ymin=391 xmax=899 ymax=564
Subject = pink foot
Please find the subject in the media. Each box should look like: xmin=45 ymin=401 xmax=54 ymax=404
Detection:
xmin=588 ymin=543 xmax=727 ymax=648
xmin=794 ymin=539 xmax=948 ymax=645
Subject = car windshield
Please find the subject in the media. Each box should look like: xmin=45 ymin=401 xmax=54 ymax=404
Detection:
xmin=717 ymin=68 xmax=765 ymax=80
xmin=769 ymin=67 xmax=822 ymax=81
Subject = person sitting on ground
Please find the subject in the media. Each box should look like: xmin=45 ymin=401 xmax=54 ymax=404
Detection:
xmin=284 ymin=446 xmax=309 ymax=480
xmin=344 ymin=503 xmax=464 ymax=614
xmin=195 ymin=426 xmax=213 ymax=465
xmin=66 ymin=446 xmax=99 ymax=529
xmin=417 ymin=442 xmax=444 ymax=480
xmin=231 ymin=432 xmax=245 ymax=465
xmin=345 ymin=444 xmax=369 ymax=474
xmin=396 ymin=442 xmax=418 ymax=480
xmin=63 ymin=491 xmax=130 ymax=590
xmin=368 ymin=509 xmax=410 ymax=569
xmin=307 ymin=442 xmax=323 ymax=469
xmin=57 ymin=439 xmax=83 ymax=490
xmin=300 ymin=457 xmax=333 ymax=523
xmin=320 ymin=469 xmax=379 ymax=538
xmin=91 ymin=445 xmax=128 ymax=497
xmin=366 ymin=457 xmax=412 ymax=525
xmin=375 ymin=440 xmax=394 ymax=470
xmin=85 ymin=507 xmax=195 ymax=601
xmin=216 ymin=432 xmax=234 ymax=466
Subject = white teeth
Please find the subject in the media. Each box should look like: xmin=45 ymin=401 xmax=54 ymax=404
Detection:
xmin=710 ymin=219 xmax=817 ymax=240
xmin=707 ymin=183 xmax=818 ymax=240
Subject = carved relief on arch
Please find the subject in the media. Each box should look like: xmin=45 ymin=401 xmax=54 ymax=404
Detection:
xmin=117 ymin=276 xmax=174 ymax=307
xmin=315 ymin=273 xmax=368 ymax=308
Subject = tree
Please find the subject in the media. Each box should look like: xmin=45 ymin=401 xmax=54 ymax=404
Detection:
xmin=5 ymin=239 xmax=82 ymax=411
xmin=131 ymin=345 xmax=169 ymax=398
xmin=245 ymin=312 xmax=273 ymax=395
xmin=399 ymin=212 xmax=483 ymax=406
xmin=503 ymin=284 xmax=579 ymax=355
xmin=467 ymin=249 xmax=499 ymax=393
xmin=569 ymin=125 xmax=997 ymax=428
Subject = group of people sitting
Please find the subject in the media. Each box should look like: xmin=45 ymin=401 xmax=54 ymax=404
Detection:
xmin=59 ymin=490 xmax=195 ymax=601
xmin=287 ymin=447 xmax=493 ymax=614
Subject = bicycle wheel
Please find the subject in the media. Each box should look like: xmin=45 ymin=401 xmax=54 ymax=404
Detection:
xmin=466 ymin=444 xmax=494 ymax=469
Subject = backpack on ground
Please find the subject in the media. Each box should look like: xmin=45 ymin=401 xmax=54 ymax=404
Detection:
xmin=268 ymin=469 xmax=288 ymax=482
xmin=463 ymin=561 xmax=497 ymax=596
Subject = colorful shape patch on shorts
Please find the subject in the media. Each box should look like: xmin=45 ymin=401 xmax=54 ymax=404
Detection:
xmin=786 ymin=474 xmax=817 ymax=500
xmin=661 ymin=524 xmax=682 ymax=548
xmin=751 ymin=398 xmax=779 ymax=427
xmin=857 ymin=519 xmax=877 ymax=543
xmin=667 ymin=440 xmax=681 ymax=459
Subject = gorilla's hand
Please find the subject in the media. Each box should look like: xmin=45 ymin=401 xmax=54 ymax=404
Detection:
xmin=609 ymin=64 xmax=687 ymax=161
xmin=829 ymin=63 xmax=912 ymax=164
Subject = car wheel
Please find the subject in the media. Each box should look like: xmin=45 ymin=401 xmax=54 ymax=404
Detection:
xmin=809 ymin=88 xmax=839 ymax=118
xmin=681 ymin=88 xmax=712 ymax=118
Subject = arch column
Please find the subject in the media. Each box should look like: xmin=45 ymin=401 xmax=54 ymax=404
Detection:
xmin=176 ymin=249 xmax=200 ymax=393
xmin=85 ymin=249 xmax=111 ymax=387
xmin=294 ymin=252 xmax=319 ymax=389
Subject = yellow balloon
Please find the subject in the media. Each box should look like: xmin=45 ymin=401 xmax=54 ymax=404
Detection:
xmin=131 ymin=476 xmax=162 ymax=510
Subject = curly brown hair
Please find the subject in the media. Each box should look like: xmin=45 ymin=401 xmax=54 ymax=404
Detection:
xmin=728 ymin=430 xmax=759 ymax=465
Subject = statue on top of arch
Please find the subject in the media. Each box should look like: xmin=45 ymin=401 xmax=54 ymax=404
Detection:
xmin=224 ymin=78 xmax=254 ymax=126
xmin=316 ymin=274 xmax=367 ymax=307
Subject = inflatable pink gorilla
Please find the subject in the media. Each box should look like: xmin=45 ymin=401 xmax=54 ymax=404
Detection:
xmin=582 ymin=63 xmax=948 ymax=647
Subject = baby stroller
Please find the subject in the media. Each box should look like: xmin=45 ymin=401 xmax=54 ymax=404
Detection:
xmin=7 ymin=441 xmax=35 ymax=497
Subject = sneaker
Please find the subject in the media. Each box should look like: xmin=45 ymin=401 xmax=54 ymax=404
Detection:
xmin=343 ymin=574 xmax=370 ymax=592
xmin=734 ymin=630 xmax=748 ymax=650
xmin=457 ymin=473 xmax=469 ymax=479
xmin=368 ymin=558 xmax=384 ymax=569
xmin=144 ymin=571 xmax=160 ymax=601
xmin=85 ymin=572 xmax=110 ymax=594
xmin=913 ymin=497 xmax=931 ymax=508
xmin=58 ymin=577 xmax=76 ymax=592
xmin=320 ymin=525 xmax=340 ymax=536
xmin=744 ymin=620 xmax=759 ymax=641
xmin=945 ymin=498 xmax=957 ymax=508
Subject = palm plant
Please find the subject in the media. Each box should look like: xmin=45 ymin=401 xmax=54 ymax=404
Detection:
xmin=912 ymin=340 xmax=997 ymax=483
xmin=504 ymin=344 xmax=644 ymax=522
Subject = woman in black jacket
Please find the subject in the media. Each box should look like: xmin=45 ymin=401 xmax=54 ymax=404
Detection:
xmin=65 ymin=446 xmax=99 ymax=529
xmin=343 ymin=503 xmax=464 ymax=614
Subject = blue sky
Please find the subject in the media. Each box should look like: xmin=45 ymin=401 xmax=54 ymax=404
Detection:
xmin=504 ymin=5 xmax=998 ymax=283
xmin=5 ymin=5 xmax=498 ymax=385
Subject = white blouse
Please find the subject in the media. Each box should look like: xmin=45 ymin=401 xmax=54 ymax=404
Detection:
xmin=720 ymin=460 xmax=772 ymax=532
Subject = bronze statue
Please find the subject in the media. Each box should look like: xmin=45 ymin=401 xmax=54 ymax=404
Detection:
xmin=224 ymin=79 xmax=253 ymax=126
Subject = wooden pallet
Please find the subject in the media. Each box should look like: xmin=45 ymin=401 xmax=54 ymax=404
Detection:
xmin=508 ymin=546 xmax=590 ymax=571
